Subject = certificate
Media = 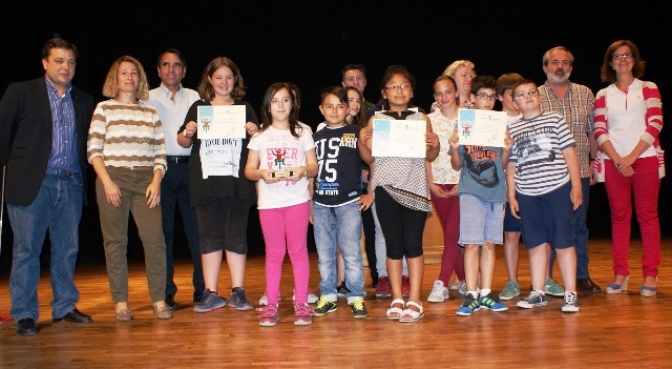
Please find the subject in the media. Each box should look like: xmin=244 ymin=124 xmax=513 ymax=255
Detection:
xmin=372 ymin=119 xmax=426 ymax=158
xmin=457 ymin=109 xmax=507 ymax=147
xmin=197 ymin=105 xmax=246 ymax=139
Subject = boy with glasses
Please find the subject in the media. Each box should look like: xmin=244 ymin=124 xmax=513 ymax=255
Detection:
xmin=507 ymin=79 xmax=581 ymax=313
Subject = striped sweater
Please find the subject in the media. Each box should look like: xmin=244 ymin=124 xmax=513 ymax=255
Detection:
xmin=593 ymin=79 xmax=664 ymax=180
xmin=87 ymin=99 xmax=167 ymax=174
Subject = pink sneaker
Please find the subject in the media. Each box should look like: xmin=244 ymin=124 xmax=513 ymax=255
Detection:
xmin=375 ymin=276 xmax=391 ymax=298
xmin=258 ymin=304 xmax=279 ymax=327
xmin=293 ymin=303 xmax=313 ymax=326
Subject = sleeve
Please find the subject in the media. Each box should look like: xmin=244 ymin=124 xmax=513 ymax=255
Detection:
xmin=642 ymin=81 xmax=663 ymax=145
xmin=86 ymin=103 xmax=108 ymax=164
xmin=593 ymin=88 xmax=609 ymax=146
xmin=152 ymin=109 xmax=167 ymax=174
xmin=556 ymin=115 xmax=576 ymax=150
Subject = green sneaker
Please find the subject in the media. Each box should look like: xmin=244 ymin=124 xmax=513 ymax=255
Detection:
xmin=499 ymin=281 xmax=521 ymax=301
xmin=349 ymin=297 xmax=368 ymax=319
xmin=545 ymin=278 xmax=565 ymax=297
xmin=313 ymin=295 xmax=337 ymax=316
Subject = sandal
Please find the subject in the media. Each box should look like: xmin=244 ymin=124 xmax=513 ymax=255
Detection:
xmin=399 ymin=301 xmax=424 ymax=323
xmin=386 ymin=299 xmax=405 ymax=320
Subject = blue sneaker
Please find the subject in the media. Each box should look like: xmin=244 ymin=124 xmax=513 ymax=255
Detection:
xmin=193 ymin=289 xmax=227 ymax=313
xmin=228 ymin=287 xmax=253 ymax=311
xmin=456 ymin=294 xmax=480 ymax=316
xmin=479 ymin=293 xmax=508 ymax=311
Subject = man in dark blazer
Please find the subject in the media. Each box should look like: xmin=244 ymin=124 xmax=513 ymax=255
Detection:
xmin=0 ymin=38 xmax=94 ymax=335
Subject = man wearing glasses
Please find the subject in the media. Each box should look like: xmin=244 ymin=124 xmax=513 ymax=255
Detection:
xmin=539 ymin=46 xmax=601 ymax=294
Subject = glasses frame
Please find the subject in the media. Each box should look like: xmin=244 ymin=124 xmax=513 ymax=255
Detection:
xmin=513 ymin=90 xmax=540 ymax=100
xmin=612 ymin=53 xmax=633 ymax=61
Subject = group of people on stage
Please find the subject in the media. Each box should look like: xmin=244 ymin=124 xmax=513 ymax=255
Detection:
xmin=0 ymin=37 xmax=663 ymax=334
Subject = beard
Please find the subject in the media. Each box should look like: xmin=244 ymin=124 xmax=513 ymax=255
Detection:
xmin=546 ymin=69 xmax=570 ymax=84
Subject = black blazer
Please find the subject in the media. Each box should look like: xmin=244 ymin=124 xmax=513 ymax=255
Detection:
xmin=0 ymin=77 xmax=94 ymax=206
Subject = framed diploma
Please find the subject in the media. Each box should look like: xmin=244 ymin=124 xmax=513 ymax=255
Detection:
xmin=197 ymin=105 xmax=246 ymax=139
xmin=457 ymin=108 xmax=507 ymax=147
xmin=372 ymin=119 xmax=426 ymax=158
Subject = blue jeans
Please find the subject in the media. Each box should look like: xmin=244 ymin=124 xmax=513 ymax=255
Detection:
xmin=313 ymin=202 xmax=365 ymax=299
xmin=8 ymin=172 xmax=83 ymax=321
xmin=550 ymin=178 xmax=590 ymax=278
xmin=161 ymin=161 xmax=204 ymax=297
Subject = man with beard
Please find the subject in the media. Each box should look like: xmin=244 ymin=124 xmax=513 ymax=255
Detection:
xmin=539 ymin=46 xmax=601 ymax=293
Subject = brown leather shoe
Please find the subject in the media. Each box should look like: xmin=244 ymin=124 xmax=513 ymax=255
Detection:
xmin=576 ymin=278 xmax=601 ymax=293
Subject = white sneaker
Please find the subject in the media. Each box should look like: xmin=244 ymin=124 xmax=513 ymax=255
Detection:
xmin=427 ymin=280 xmax=449 ymax=303
xmin=259 ymin=292 xmax=281 ymax=306
xmin=459 ymin=281 xmax=467 ymax=295
xmin=292 ymin=291 xmax=319 ymax=304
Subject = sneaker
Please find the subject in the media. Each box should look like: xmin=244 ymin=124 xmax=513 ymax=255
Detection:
xmin=456 ymin=294 xmax=480 ymax=316
xmin=499 ymin=281 xmax=521 ymax=301
xmin=448 ymin=280 xmax=462 ymax=291
xmin=545 ymin=278 xmax=565 ymax=297
xmin=401 ymin=276 xmax=411 ymax=298
xmin=458 ymin=281 xmax=467 ymax=295
xmin=336 ymin=282 xmax=351 ymax=297
xmin=259 ymin=291 xmax=282 ymax=306
xmin=427 ymin=280 xmax=449 ymax=303
xmin=292 ymin=290 xmax=319 ymax=304
xmin=349 ymin=297 xmax=368 ymax=319
xmin=479 ymin=292 xmax=508 ymax=311
xmin=294 ymin=303 xmax=313 ymax=326
xmin=229 ymin=287 xmax=253 ymax=311
xmin=561 ymin=292 xmax=580 ymax=313
xmin=313 ymin=296 xmax=338 ymax=316
xmin=193 ymin=289 xmax=227 ymax=312
xmin=375 ymin=276 xmax=391 ymax=298
xmin=517 ymin=290 xmax=548 ymax=309
xmin=258 ymin=304 xmax=279 ymax=327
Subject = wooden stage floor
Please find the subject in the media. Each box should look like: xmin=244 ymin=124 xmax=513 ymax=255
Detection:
xmin=0 ymin=238 xmax=671 ymax=368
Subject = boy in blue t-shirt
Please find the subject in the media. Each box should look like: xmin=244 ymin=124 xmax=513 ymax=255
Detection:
xmin=450 ymin=76 xmax=512 ymax=316
xmin=311 ymin=86 xmax=374 ymax=318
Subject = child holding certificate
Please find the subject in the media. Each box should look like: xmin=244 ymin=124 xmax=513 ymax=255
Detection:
xmin=178 ymin=56 xmax=259 ymax=313
xmin=361 ymin=65 xmax=440 ymax=323
xmin=245 ymin=82 xmax=318 ymax=327
xmin=451 ymin=75 xmax=512 ymax=316
xmin=311 ymin=86 xmax=374 ymax=319
xmin=426 ymin=75 xmax=465 ymax=304
xmin=507 ymin=79 xmax=581 ymax=313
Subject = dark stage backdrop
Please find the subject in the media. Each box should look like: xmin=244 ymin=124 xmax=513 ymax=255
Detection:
xmin=0 ymin=1 xmax=670 ymax=264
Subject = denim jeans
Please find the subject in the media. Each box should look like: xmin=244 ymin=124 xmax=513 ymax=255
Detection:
xmin=372 ymin=203 xmax=408 ymax=277
xmin=161 ymin=161 xmax=204 ymax=297
xmin=313 ymin=202 xmax=365 ymax=298
xmin=8 ymin=172 xmax=83 ymax=321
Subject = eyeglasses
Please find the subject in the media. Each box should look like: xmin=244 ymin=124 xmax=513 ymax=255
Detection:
xmin=612 ymin=53 xmax=632 ymax=61
xmin=513 ymin=90 xmax=540 ymax=100
xmin=385 ymin=84 xmax=411 ymax=91
xmin=457 ymin=73 xmax=476 ymax=80
xmin=476 ymin=93 xmax=497 ymax=101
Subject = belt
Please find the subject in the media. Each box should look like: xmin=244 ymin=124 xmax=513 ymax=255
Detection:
xmin=166 ymin=156 xmax=190 ymax=163
xmin=45 ymin=168 xmax=76 ymax=177
xmin=120 ymin=166 xmax=153 ymax=171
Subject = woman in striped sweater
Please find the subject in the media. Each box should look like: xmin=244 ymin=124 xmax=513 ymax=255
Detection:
xmin=593 ymin=40 xmax=664 ymax=297
xmin=87 ymin=55 xmax=170 ymax=321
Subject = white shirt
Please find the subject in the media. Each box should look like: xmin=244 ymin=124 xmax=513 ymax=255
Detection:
xmin=148 ymin=83 xmax=200 ymax=156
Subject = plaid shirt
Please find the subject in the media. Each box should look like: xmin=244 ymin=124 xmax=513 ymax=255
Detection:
xmin=539 ymin=81 xmax=595 ymax=178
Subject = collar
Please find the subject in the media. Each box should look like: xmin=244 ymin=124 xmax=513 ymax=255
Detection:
xmin=159 ymin=82 xmax=184 ymax=99
xmin=44 ymin=76 xmax=72 ymax=98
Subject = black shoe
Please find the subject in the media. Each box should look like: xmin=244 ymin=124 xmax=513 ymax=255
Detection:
xmin=193 ymin=291 xmax=204 ymax=303
xmin=53 ymin=308 xmax=93 ymax=324
xmin=166 ymin=294 xmax=176 ymax=310
xmin=336 ymin=282 xmax=351 ymax=297
xmin=577 ymin=278 xmax=602 ymax=293
xmin=16 ymin=318 xmax=38 ymax=336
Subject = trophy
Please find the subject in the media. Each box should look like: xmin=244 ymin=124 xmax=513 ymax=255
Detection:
xmin=270 ymin=148 xmax=295 ymax=178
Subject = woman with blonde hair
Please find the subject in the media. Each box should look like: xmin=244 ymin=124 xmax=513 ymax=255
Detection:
xmin=87 ymin=55 xmax=170 ymax=321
